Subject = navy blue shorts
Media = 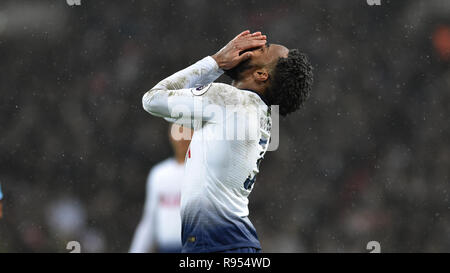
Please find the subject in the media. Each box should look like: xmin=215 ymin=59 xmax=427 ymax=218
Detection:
xmin=216 ymin=247 xmax=261 ymax=253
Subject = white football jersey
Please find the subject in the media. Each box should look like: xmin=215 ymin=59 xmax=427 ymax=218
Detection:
xmin=142 ymin=56 xmax=271 ymax=252
xmin=129 ymin=158 xmax=184 ymax=253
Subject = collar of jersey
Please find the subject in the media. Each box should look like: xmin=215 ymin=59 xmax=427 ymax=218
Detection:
xmin=241 ymin=88 xmax=270 ymax=107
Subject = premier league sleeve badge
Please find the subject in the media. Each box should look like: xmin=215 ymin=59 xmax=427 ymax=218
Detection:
xmin=191 ymin=83 xmax=212 ymax=96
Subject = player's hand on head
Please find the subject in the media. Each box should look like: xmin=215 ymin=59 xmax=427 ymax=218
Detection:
xmin=212 ymin=30 xmax=266 ymax=70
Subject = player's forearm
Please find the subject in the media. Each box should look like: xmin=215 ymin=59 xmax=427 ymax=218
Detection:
xmin=153 ymin=56 xmax=223 ymax=91
xmin=129 ymin=217 xmax=154 ymax=253
xmin=142 ymin=56 xmax=222 ymax=116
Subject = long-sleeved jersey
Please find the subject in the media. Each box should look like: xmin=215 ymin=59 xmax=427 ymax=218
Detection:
xmin=142 ymin=56 xmax=271 ymax=252
xmin=129 ymin=158 xmax=184 ymax=253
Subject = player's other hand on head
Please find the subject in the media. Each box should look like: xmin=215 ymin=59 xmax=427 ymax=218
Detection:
xmin=212 ymin=30 xmax=266 ymax=70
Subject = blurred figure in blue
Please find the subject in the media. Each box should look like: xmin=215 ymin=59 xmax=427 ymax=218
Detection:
xmin=0 ymin=184 xmax=3 ymax=219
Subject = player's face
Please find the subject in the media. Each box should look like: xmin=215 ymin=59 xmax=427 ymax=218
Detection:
xmin=249 ymin=43 xmax=289 ymax=67
xmin=225 ymin=43 xmax=289 ymax=80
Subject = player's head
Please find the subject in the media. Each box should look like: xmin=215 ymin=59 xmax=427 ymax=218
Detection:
xmin=168 ymin=123 xmax=192 ymax=163
xmin=225 ymin=43 xmax=313 ymax=116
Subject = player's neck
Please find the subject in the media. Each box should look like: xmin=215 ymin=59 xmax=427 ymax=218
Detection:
xmin=232 ymin=80 xmax=269 ymax=105
xmin=175 ymin=154 xmax=185 ymax=164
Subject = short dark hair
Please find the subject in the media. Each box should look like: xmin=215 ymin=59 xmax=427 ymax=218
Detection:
xmin=265 ymin=49 xmax=313 ymax=116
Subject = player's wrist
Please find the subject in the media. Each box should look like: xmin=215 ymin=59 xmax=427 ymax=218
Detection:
xmin=211 ymin=54 xmax=226 ymax=70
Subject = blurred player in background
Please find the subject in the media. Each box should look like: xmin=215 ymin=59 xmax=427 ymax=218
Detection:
xmin=129 ymin=124 xmax=192 ymax=253
xmin=142 ymin=30 xmax=313 ymax=253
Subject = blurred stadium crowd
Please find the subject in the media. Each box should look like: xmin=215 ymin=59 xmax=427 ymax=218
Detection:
xmin=0 ymin=0 xmax=448 ymax=252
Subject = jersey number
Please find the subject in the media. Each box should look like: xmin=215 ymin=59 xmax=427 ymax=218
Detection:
xmin=243 ymin=138 xmax=268 ymax=190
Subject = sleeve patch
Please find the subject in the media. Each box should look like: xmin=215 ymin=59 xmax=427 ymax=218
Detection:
xmin=191 ymin=83 xmax=212 ymax=96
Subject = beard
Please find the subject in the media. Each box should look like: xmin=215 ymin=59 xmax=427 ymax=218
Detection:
xmin=224 ymin=58 xmax=253 ymax=81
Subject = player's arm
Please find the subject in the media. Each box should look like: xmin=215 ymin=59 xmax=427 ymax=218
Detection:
xmin=142 ymin=55 xmax=223 ymax=123
xmin=142 ymin=30 xmax=266 ymax=122
xmin=129 ymin=171 xmax=158 ymax=253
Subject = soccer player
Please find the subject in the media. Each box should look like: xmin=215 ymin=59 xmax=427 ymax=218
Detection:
xmin=129 ymin=124 xmax=192 ymax=253
xmin=142 ymin=30 xmax=313 ymax=253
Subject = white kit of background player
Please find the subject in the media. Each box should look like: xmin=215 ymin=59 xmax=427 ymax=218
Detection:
xmin=129 ymin=158 xmax=184 ymax=253
xmin=142 ymin=36 xmax=271 ymax=252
